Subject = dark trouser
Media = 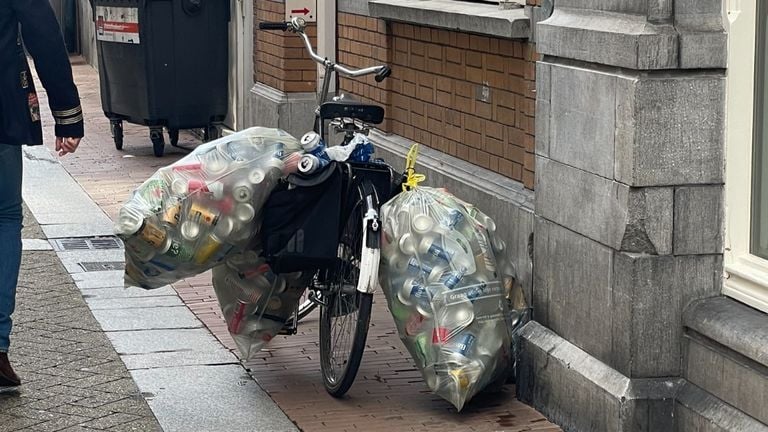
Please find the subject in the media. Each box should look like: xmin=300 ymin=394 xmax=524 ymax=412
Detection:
xmin=0 ymin=144 xmax=23 ymax=353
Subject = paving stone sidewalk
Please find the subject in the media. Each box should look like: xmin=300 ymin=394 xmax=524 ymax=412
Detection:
xmin=0 ymin=206 xmax=161 ymax=432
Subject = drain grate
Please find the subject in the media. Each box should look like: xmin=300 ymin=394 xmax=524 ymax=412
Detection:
xmin=51 ymin=236 xmax=123 ymax=252
xmin=79 ymin=261 xmax=125 ymax=272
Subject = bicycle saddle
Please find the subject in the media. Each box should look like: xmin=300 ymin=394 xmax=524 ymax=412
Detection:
xmin=319 ymin=101 xmax=385 ymax=125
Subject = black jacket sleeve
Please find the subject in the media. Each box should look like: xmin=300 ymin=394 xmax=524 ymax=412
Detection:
xmin=12 ymin=0 xmax=84 ymax=138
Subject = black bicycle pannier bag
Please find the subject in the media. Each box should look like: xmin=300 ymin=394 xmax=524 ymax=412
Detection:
xmin=261 ymin=164 xmax=343 ymax=273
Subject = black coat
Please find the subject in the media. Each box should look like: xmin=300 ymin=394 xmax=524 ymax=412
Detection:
xmin=0 ymin=0 xmax=84 ymax=146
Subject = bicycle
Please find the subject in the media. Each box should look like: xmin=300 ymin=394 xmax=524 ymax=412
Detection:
xmin=259 ymin=17 xmax=400 ymax=397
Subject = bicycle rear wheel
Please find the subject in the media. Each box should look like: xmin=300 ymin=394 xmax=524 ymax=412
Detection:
xmin=319 ymin=185 xmax=375 ymax=397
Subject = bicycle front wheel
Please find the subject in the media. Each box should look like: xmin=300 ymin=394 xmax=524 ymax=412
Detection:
xmin=319 ymin=186 xmax=376 ymax=397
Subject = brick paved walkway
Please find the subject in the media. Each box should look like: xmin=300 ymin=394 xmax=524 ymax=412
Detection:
xmin=0 ymin=206 xmax=161 ymax=432
xmin=45 ymin=57 xmax=559 ymax=431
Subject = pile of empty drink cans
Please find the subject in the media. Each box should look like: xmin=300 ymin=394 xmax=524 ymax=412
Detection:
xmin=211 ymin=251 xmax=306 ymax=359
xmin=115 ymin=127 xmax=302 ymax=289
xmin=380 ymin=186 xmax=528 ymax=410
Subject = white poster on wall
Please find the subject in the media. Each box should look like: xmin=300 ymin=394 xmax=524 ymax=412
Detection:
xmin=95 ymin=6 xmax=140 ymax=44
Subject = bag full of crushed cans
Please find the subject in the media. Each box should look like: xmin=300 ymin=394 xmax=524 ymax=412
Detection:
xmin=379 ymin=153 xmax=529 ymax=410
xmin=115 ymin=127 xmax=302 ymax=289
xmin=211 ymin=250 xmax=306 ymax=359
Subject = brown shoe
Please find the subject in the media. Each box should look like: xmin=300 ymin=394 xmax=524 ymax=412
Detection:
xmin=0 ymin=352 xmax=21 ymax=390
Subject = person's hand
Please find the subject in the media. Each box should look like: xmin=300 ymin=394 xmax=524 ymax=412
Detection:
xmin=55 ymin=137 xmax=81 ymax=156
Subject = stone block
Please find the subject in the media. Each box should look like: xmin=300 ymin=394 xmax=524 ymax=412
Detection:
xmin=538 ymin=8 xmax=678 ymax=70
xmin=85 ymin=295 xmax=183 ymax=310
xmin=674 ymin=186 xmax=723 ymax=255
xmin=536 ymin=61 xmax=552 ymax=102
xmin=108 ymin=328 xmax=237 ymax=369
xmin=684 ymin=297 xmax=768 ymax=373
xmin=533 ymin=218 xmax=614 ymax=361
xmin=526 ymin=2 xmax=554 ymax=43
xmin=91 ymin=306 xmax=202 ymax=332
xmin=535 ymin=62 xmax=551 ymax=157
xmin=132 ymin=365 xmax=298 ymax=432
xmin=621 ymin=187 xmax=674 ymax=255
xmin=535 ymin=217 xmax=719 ymax=376
xmin=79 ymin=285 xmax=177 ymax=299
xmin=612 ymin=253 xmax=721 ymax=377
xmin=338 ymin=0 xmax=370 ymax=16
xmin=249 ymin=83 xmax=315 ymax=141
xmin=550 ymin=64 xmax=616 ymax=177
xmin=536 ymin=157 xmax=673 ymax=253
xmin=615 ymin=75 xmax=725 ymax=186
xmin=679 ymin=31 xmax=728 ymax=69
xmin=684 ymin=335 xmax=768 ymax=425
xmin=648 ymin=0 xmax=674 ymax=22
xmin=517 ymin=321 xmax=682 ymax=432
xmin=675 ymin=382 xmax=768 ymax=432
xmin=535 ymin=100 xmax=550 ymax=158
xmin=368 ymin=0 xmax=530 ymax=39
xmin=72 ymin=270 xmax=129 ymax=289
xmin=675 ymin=0 xmax=726 ymax=30
xmin=554 ymin=0 xmax=647 ymax=15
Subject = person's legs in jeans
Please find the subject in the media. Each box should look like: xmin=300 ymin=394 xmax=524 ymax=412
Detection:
xmin=0 ymin=144 xmax=23 ymax=355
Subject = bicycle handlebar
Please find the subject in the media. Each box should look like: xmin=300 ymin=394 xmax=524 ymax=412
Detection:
xmin=258 ymin=22 xmax=289 ymax=31
xmin=259 ymin=18 xmax=391 ymax=81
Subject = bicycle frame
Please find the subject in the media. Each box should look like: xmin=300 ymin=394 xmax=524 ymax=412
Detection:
xmin=259 ymin=17 xmax=398 ymax=397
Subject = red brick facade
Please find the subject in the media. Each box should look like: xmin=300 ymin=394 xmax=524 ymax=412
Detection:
xmin=253 ymin=5 xmax=538 ymax=189
xmin=255 ymin=0 xmax=317 ymax=93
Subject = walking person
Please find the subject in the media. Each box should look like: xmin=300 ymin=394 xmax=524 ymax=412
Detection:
xmin=1 ymin=0 xmax=84 ymax=391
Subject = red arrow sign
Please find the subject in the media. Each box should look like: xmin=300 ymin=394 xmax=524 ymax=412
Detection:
xmin=291 ymin=7 xmax=310 ymax=15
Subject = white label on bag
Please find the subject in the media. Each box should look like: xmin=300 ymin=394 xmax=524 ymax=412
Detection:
xmin=95 ymin=6 xmax=140 ymax=44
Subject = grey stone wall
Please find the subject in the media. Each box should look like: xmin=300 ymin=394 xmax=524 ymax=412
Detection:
xmin=521 ymin=0 xmax=728 ymax=430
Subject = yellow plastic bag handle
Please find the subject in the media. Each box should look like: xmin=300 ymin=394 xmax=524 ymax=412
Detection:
xmin=403 ymin=144 xmax=426 ymax=192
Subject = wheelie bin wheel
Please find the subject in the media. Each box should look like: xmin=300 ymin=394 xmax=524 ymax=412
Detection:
xmin=150 ymin=128 xmax=165 ymax=157
xmin=168 ymin=128 xmax=180 ymax=147
xmin=111 ymin=120 xmax=124 ymax=150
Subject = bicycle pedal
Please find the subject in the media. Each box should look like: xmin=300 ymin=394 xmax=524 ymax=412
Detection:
xmin=309 ymin=290 xmax=328 ymax=307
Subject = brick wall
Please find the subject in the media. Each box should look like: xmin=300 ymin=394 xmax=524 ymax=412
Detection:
xmin=254 ymin=0 xmax=317 ymax=93
xmin=337 ymin=12 xmax=537 ymax=189
xmin=337 ymin=14 xmax=392 ymax=130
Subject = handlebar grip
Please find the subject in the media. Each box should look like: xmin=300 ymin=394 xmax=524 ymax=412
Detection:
xmin=375 ymin=66 xmax=392 ymax=83
xmin=259 ymin=22 xmax=289 ymax=31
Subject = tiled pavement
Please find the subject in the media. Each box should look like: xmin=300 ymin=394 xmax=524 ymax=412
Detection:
xmin=0 ymin=206 xmax=161 ymax=432
xmin=40 ymin=57 xmax=560 ymax=431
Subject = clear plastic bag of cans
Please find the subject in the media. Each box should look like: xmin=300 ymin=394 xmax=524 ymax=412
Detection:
xmin=380 ymin=186 xmax=529 ymax=411
xmin=115 ymin=127 xmax=303 ymax=289
xmin=212 ymin=250 xmax=306 ymax=359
